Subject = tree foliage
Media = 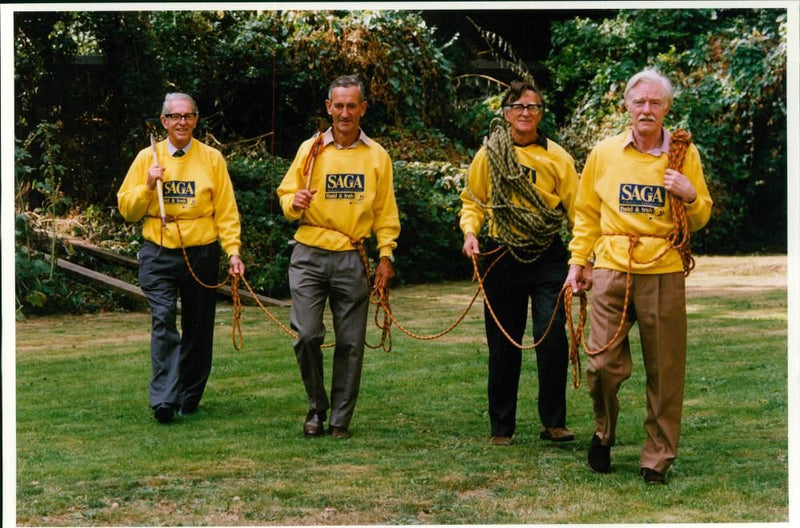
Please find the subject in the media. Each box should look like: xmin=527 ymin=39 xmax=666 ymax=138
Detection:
xmin=14 ymin=10 xmax=462 ymax=211
xmin=545 ymin=9 xmax=787 ymax=253
xmin=13 ymin=8 xmax=789 ymax=316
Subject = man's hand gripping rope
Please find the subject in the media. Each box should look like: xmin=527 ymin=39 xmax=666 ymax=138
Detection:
xmin=183 ymin=131 xmax=694 ymax=364
xmin=563 ymin=129 xmax=696 ymax=388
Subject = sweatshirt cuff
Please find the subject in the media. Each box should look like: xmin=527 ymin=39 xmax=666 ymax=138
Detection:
xmin=568 ymin=256 xmax=590 ymax=267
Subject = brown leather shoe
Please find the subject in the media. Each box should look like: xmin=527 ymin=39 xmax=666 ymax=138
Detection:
xmin=539 ymin=426 xmax=575 ymax=442
xmin=330 ymin=426 xmax=351 ymax=439
xmin=303 ymin=410 xmax=325 ymax=437
xmin=490 ymin=435 xmax=513 ymax=446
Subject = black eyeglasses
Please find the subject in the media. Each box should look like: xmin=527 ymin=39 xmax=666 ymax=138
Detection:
xmin=163 ymin=113 xmax=198 ymax=123
xmin=505 ymin=103 xmax=543 ymax=115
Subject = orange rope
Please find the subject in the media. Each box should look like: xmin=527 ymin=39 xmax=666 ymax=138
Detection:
xmin=168 ymin=126 xmax=693 ymax=366
xmin=368 ymin=245 xmax=565 ymax=352
xmin=302 ymin=132 xmax=325 ymax=190
xmin=166 ymin=218 xmax=242 ymax=349
xmin=564 ymin=129 xmax=695 ymax=388
xmin=471 ymin=248 xmax=563 ymax=351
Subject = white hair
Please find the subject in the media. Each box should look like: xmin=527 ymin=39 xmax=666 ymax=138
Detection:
xmin=624 ymin=69 xmax=674 ymax=108
xmin=161 ymin=93 xmax=198 ymax=116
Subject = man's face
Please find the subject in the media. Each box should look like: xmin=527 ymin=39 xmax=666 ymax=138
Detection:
xmin=326 ymin=86 xmax=367 ymax=139
xmin=160 ymin=98 xmax=197 ymax=148
xmin=625 ymin=80 xmax=670 ymax=137
xmin=503 ymin=90 xmax=543 ymax=137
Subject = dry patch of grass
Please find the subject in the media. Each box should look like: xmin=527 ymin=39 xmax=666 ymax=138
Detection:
xmin=687 ymin=255 xmax=786 ymax=296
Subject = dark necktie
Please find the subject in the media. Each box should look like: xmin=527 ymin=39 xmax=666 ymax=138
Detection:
xmin=173 ymin=149 xmax=185 ymax=157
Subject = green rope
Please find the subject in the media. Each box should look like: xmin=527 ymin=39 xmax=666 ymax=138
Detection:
xmin=467 ymin=118 xmax=565 ymax=263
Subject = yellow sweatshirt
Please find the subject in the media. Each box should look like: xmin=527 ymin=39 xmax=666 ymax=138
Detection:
xmin=459 ymin=137 xmax=579 ymax=238
xmin=277 ymin=132 xmax=400 ymax=258
xmin=568 ymin=130 xmax=713 ymax=274
xmin=117 ymin=139 xmax=241 ymax=257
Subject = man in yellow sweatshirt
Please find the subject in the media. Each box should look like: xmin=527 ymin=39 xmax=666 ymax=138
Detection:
xmin=565 ymin=69 xmax=712 ymax=484
xmin=118 ymin=93 xmax=244 ymax=424
xmin=277 ymin=75 xmax=400 ymax=439
xmin=460 ymin=80 xmax=579 ymax=447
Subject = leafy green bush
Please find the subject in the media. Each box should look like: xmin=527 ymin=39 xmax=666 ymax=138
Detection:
xmin=546 ymin=9 xmax=787 ymax=253
xmin=12 ymin=8 xmax=788 ymax=317
xmin=227 ymin=153 xmax=294 ymax=298
xmin=392 ymin=161 xmax=472 ymax=284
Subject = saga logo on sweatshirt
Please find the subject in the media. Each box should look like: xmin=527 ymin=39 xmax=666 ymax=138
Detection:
xmin=326 ymin=173 xmax=365 ymax=201
xmin=163 ymin=180 xmax=197 ymax=206
xmin=522 ymin=165 xmax=537 ymax=184
xmin=618 ymin=183 xmax=665 ymax=215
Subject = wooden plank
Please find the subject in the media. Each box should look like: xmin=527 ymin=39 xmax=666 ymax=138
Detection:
xmin=218 ymin=284 xmax=291 ymax=308
xmin=42 ymin=253 xmax=184 ymax=313
xmin=42 ymin=253 xmax=149 ymax=306
xmin=36 ymin=230 xmax=291 ymax=307
xmin=63 ymin=237 xmax=140 ymax=269
xmin=41 ymin=252 xmax=290 ymax=313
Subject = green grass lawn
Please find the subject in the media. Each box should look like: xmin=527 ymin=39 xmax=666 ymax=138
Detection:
xmin=14 ymin=256 xmax=788 ymax=525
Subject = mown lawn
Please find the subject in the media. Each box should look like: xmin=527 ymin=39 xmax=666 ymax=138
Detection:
xmin=13 ymin=255 xmax=788 ymax=525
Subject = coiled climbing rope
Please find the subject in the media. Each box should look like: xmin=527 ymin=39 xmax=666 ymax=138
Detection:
xmin=465 ymin=118 xmax=565 ymax=264
xmin=563 ymin=129 xmax=696 ymax=388
xmin=164 ymin=130 xmax=695 ymax=392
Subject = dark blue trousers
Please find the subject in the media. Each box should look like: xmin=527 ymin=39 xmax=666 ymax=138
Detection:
xmin=481 ymin=237 xmax=569 ymax=438
xmin=138 ymin=240 xmax=220 ymax=411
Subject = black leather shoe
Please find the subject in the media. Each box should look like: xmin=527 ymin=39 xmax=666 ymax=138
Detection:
xmin=154 ymin=404 xmax=174 ymax=424
xmin=587 ymin=434 xmax=611 ymax=473
xmin=641 ymin=467 xmax=666 ymax=485
xmin=179 ymin=402 xmax=198 ymax=416
xmin=304 ymin=410 xmax=325 ymax=437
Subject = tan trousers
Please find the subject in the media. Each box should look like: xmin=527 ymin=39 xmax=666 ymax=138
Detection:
xmin=586 ymin=269 xmax=687 ymax=473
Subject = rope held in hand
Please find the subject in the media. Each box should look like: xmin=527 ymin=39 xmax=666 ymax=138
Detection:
xmin=163 ymin=218 xmax=242 ymax=350
xmin=168 ymin=127 xmax=693 ymax=369
xmin=564 ymin=129 xmax=695 ymax=388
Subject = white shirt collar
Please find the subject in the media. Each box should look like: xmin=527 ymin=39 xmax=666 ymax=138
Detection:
xmin=321 ymin=127 xmax=371 ymax=149
xmin=622 ymin=127 xmax=671 ymax=157
xmin=167 ymin=138 xmax=193 ymax=156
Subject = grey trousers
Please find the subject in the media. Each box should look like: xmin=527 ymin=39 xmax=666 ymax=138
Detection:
xmin=138 ymin=240 xmax=220 ymax=410
xmin=288 ymin=243 xmax=369 ymax=429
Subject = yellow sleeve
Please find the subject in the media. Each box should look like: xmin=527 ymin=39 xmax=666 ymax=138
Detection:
xmin=371 ymin=149 xmax=401 ymax=257
xmin=211 ymin=151 xmax=242 ymax=257
xmin=682 ymin=144 xmax=713 ymax=232
xmin=568 ymin=148 xmax=603 ymax=267
xmin=277 ymin=140 xmax=312 ymax=221
xmin=459 ymin=147 xmax=489 ymax=237
xmin=551 ymin=144 xmax=580 ymax=228
xmin=117 ymin=148 xmax=157 ymax=222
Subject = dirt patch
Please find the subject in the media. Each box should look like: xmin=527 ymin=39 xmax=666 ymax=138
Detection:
xmin=686 ymin=255 xmax=786 ymax=297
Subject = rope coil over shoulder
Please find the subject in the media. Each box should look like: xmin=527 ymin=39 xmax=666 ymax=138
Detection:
xmin=564 ymin=129 xmax=695 ymax=388
xmin=465 ymin=118 xmax=565 ymax=264
xmin=165 ymin=130 xmax=694 ymax=384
